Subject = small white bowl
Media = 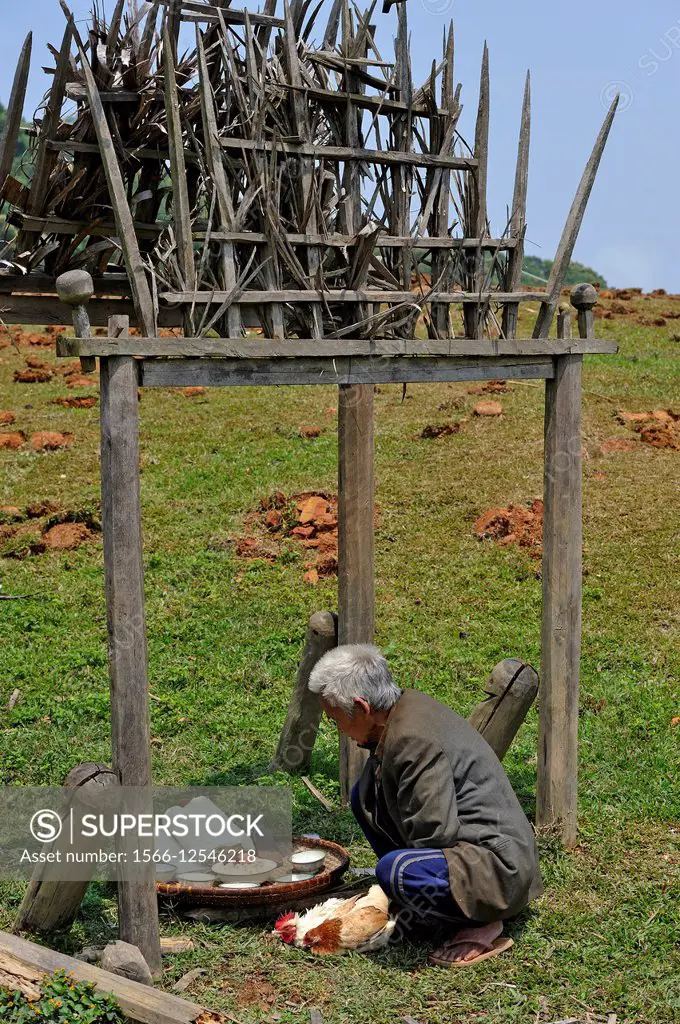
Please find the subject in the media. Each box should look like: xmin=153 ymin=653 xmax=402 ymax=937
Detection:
xmin=277 ymin=871 xmax=315 ymax=883
xmin=291 ymin=849 xmax=326 ymax=873
xmin=176 ymin=871 xmax=216 ymax=887
xmin=217 ymin=881 xmax=260 ymax=890
xmin=155 ymin=864 xmax=176 ymax=882
xmin=212 ymin=857 xmax=279 ymax=882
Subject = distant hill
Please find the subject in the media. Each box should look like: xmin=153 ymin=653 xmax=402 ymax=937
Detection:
xmin=521 ymin=255 xmax=607 ymax=288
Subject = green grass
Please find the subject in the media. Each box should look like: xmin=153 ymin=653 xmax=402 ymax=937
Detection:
xmin=0 ymin=295 xmax=679 ymax=1023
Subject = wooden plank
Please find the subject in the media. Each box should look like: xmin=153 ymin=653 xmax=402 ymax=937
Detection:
xmin=14 ymin=214 xmax=164 ymax=239
xmin=533 ymin=97 xmax=619 ymax=338
xmin=0 ymin=33 xmax=32 ymax=197
xmin=502 ymin=71 xmax=531 ymax=340
xmin=99 ymin=317 xmax=160 ymax=972
xmin=0 ymin=293 xmax=183 ymax=328
xmin=139 ymin=355 xmax=556 ymax=389
xmin=205 ymin=232 xmax=517 ymax=250
xmin=217 ymin=135 xmax=476 ymax=170
xmin=163 ymin=22 xmax=196 ymax=332
xmin=196 ymin=27 xmax=241 ymax=338
xmin=537 ymin=314 xmax=583 ymax=847
xmin=62 ymin=336 xmax=619 ymax=359
xmin=0 ymin=931 xmax=217 ymax=1024
xmin=156 ymin=0 xmax=286 ymax=29
xmin=77 ymin=41 xmax=156 ymax=336
xmin=338 ymin=381 xmax=375 ymax=803
xmin=463 ymin=42 xmax=490 ymax=338
xmin=160 ymin=288 xmax=549 ymax=305
xmin=271 ymin=611 xmax=338 ymax=774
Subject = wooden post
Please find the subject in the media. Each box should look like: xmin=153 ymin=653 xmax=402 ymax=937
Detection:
xmin=100 ymin=315 xmax=160 ymax=973
xmin=271 ymin=611 xmax=338 ymax=774
xmin=338 ymin=383 xmax=375 ymax=804
xmin=14 ymin=763 xmax=118 ymax=936
xmin=537 ymin=291 xmax=590 ymax=847
xmin=468 ymin=659 xmax=539 ymax=761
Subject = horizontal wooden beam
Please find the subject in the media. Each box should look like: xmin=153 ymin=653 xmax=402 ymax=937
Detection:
xmin=12 ymin=213 xmax=164 ymax=240
xmin=156 ymin=0 xmax=285 ymax=28
xmin=59 ymin=336 xmax=618 ymax=359
xmin=205 ymin=231 xmax=515 ymax=250
xmin=0 ymin=293 xmax=182 ymax=328
xmin=0 ymin=273 xmax=130 ymax=296
xmin=139 ymin=355 xmax=557 ymax=388
xmin=0 ymin=930 xmax=216 ymax=1024
xmin=218 ymin=135 xmax=476 ymax=171
xmin=160 ymin=289 xmax=549 ymax=306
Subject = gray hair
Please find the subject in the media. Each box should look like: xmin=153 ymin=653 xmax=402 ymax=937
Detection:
xmin=308 ymin=644 xmax=402 ymax=715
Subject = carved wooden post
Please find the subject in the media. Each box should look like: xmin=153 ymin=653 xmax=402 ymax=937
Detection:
xmin=14 ymin=763 xmax=118 ymax=936
xmin=338 ymin=384 xmax=375 ymax=804
xmin=271 ymin=611 xmax=338 ymax=774
xmin=99 ymin=315 xmax=160 ymax=973
xmin=56 ymin=270 xmax=96 ymax=374
xmin=468 ymin=659 xmax=539 ymax=761
xmin=537 ymin=287 xmax=592 ymax=847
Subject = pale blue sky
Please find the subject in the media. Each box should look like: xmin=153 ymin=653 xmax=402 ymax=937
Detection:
xmin=1 ymin=1 xmax=678 ymax=290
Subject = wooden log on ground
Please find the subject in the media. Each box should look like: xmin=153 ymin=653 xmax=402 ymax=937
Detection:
xmin=271 ymin=611 xmax=338 ymax=774
xmin=13 ymin=763 xmax=119 ymax=936
xmin=100 ymin=316 xmax=160 ymax=972
xmin=0 ymin=930 xmax=226 ymax=1024
xmin=467 ymin=659 xmax=539 ymax=761
xmin=338 ymin=384 xmax=375 ymax=804
xmin=536 ymin=299 xmax=583 ymax=847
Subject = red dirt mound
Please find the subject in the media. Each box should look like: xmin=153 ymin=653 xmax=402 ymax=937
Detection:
xmin=473 ymin=400 xmax=503 ymax=417
xmin=616 ymin=408 xmax=680 ymax=450
xmin=419 ymin=423 xmax=461 ymax=439
xmin=238 ymin=491 xmax=346 ymax=581
xmin=30 ymin=432 xmax=74 ymax=451
xmin=53 ymin=396 xmax=98 ymax=409
xmin=43 ymin=523 xmax=92 ymax=551
xmin=639 ymin=423 xmax=680 ymax=450
xmin=14 ymin=368 xmax=53 ymax=383
xmin=180 ymin=386 xmax=207 ymax=397
xmin=299 ymin=424 xmax=322 ymax=438
xmin=474 ymin=499 xmax=544 ymax=555
xmin=66 ymin=375 xmax=97 ymax=389
xmin=26 ymin=501 xmax=60 ymax=518
xmin=0 ymin=411 xmax=16 ymax=425
xmin=0 ymin=431 xmax=26 ymax=449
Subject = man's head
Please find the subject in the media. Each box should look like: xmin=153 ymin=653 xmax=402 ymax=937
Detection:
xmin=308 ymin=644 xmax=402 ymax=745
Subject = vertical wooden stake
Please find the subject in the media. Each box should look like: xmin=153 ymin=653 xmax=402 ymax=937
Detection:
xmin=338 ymin=383 xmax=375 ymax=804
xmin=100 ymin=316 xmax=160 ymax=973
xmin=537 ymin=298 xmax=583 ymax=848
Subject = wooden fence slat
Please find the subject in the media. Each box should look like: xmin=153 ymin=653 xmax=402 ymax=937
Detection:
xmin=77 ymin=41 xmax=156 ymax=336
xmin=0 ymin=33 xmax=32 ymax=199
xmin=502 ymin=70 xmax=531 ymax=340
xmin=533 ymin=97 xmax=619 ymax=338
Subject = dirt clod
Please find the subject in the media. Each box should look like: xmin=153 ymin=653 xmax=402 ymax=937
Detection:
xmin=43 ymin=523 xmax=92 ymax=551
xmin=53 ymin=396 xmax=98 ymax=409
xmin=303 ymin=568 xmax=319 ymax=585
xmin=14 ymin=368 xmax=53 ymax=384
xmin=264 ymin=509 xmax=283 ymax=531
xmin=66 ymin=375 xmax=97 ymax=389
xmin=473 ymin=400 xmax=503 ymax=417
xmin=474 ymin=499 xmax=544 ymax=554
xmin=0 ymin=411 xmax=16 ymax=425
xmin=299 ymin=424 xmax=322 ymax=438
xmin=600 ymin=438 xmax=638 ymax=455
xmin=0 ymin=431 xmax=26 ymax=449
xmin=419 ymin=423 xmax=461 ymax=440
xmin=30 ymin=431 xmax=74 ymax=451
xmin=180 ymin=386 xmax=207 ymax=397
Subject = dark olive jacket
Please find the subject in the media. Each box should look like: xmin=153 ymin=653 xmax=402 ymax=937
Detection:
xmin=357 ymin=689 xmax=543 ymax=922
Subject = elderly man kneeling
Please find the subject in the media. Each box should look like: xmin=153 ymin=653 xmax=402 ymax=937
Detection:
xmin=309 ymin=644 xmax=542 ymax=966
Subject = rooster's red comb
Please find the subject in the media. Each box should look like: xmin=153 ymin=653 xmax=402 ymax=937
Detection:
xmin=274 ymin=911 xmax=296 ymax=931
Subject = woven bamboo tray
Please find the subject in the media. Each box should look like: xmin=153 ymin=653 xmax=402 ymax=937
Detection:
xmin=156 ymin=836 xmax=350 ymax=907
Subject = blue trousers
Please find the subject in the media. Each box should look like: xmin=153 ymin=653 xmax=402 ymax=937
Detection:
xmin=351 ymin=782 xmax=467 ymax=925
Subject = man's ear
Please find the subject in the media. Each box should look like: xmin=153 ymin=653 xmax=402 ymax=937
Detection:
xmin=353 ymin=697 xmax=371 ymax=716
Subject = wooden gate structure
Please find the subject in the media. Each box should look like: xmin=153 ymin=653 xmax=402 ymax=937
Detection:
xmin=1 ymin=0 xmax=618 ymax=968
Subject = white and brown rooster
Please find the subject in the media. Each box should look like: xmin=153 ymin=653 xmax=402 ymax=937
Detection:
xmin=273 ymin=884 xmax=396 ymax=955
